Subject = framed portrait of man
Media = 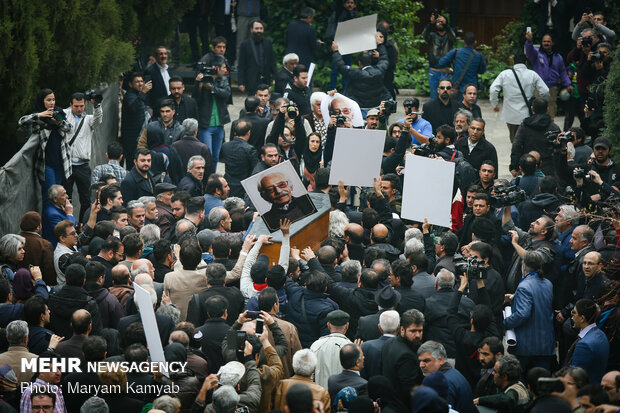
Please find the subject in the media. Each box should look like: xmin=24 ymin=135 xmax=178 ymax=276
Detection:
xmin=320 ymin=93 xmax=364 ymax=128
xmin=242 ymin=161 xmax=317 ymax=232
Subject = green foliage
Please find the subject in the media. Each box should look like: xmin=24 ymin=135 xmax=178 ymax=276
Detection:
xmin=603 ymin=46 xmax=620 ymax=160
xmin=262 ymin=0 xmax=424 ymax=91
xmin=603 ymin=0 xmax=620 ymax=34
xmin=0 ymin=0 xmax=195 ymax=163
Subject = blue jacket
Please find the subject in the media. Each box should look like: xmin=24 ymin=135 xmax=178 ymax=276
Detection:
xmin=570 ymin=326 xmax=609 ymax=384
xmin=504 ymin=273 xmax=555 ymax=356
xmin=438 ymin=47 xmax=487 ymax=91
xmin=443 ymin=366 xmax=476 ymax=413
xmin=361 ymin=335 xmax=390 ymax=379
xmin=42 ymin=204 xmax=77 ymax=247
xmin=285 ymin=278 xmax=338 ymax=348
xmin=286 ymin=19 xmax=319 ymax=67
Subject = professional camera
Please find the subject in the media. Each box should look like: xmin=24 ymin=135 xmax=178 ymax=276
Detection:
xmin=403 ymin=98 xmax=416 ymax=114
xmin=573 ymin=168 xmax=591 ymax=180
xmin=413 ymin=137 xmax=437 ymax=158
xmin=550 ymin=131 xmax=575 ymax=148
xmin=490 ymin=185 xmax=526 ymax=208
xmin=286 ymin=101 xmax=298 ymax=119
xmin=581 ymin=36 xmax=593 ymax=48
xmin=383 ymin=100 xmax=397 ymax=115
xmin=537 ymin=378 xmax=564 ymax=395
xmin=85 ymin=89 xmax=103 ymax=104
xmin=432 ymin=8 xmax=440 ymax=18
xmin=454 ymin=256 xmax=487 ymax=279
xmin=226 ymin=329 xmax=247 ymax=362
xmin=196 ymin=62 xmax=219 ymax=83
xmin=591 ymin=50 xmax=603 ymax=62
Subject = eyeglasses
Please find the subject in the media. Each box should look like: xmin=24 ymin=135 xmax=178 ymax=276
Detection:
xmin=32 ymin=406 xmax=53 ymax=412
xmin=67 ymin=231 xmax=77 ymax=236
xmin=260 ymin=181 xmax=289 ymax=195
xmin=438 ymin=86 xmax=450 ymax=90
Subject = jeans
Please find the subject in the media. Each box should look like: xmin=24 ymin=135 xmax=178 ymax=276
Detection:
xmin=64 ymin=163 xmax=92 ymax=222
xmin=199 ymin=126 xmax=225 ymax=170
xmin=329 ymin=54 xmax=352 ymax=90
xmin=43 ymin=165 xmax=64 ymax=207
xmin=428 ymin=69 xmax=451 ymax=100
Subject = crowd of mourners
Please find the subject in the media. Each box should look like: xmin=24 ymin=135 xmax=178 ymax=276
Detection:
xmin=2 ymin=1 xmax=620 ymax=412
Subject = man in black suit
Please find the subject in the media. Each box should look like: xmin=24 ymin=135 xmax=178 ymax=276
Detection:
xmin=117 ymin=285 xmax=174 ymax=347
xmin=239 ymin=96 xmax=270 ymax=152
xmin=55 ymin=309 xmax=91 ymax=366
xmin=361 ymin=309 xmax=399 ymax=379
xmin=328 ymin=343 xmax=368 ymax=401
xmin=144 ymin=46 xmax=172 ymax=108
xmin=194 ymin=295 xmax=231 ymax=374
xmin=237 ymin=19 xmax=277 ymax=96
xmin=121 ymin=73 xmax=152 ymax=163
xmin=422 ymin=78 xmax=460 ymax=134
xmin=220 ymin=121 xmax=258 ymax=198
xmin=285 ymin=7 xmax=320 ymax=67
xmin=153 ymin=76 xmax=198 ymax=124
xmin=389 ymin=259 xmax=425 ymax=313
xmin=258 ymin=172 xmax=316 ymax=232
xmin=186 ymin=262 xmax=245 ymax=326
xmin=454 ymin=118 xmax=498 ymax=171
xmin=382 ymin=309 xmax=425 ymax=406
xmin=356 ymin=286 xmax=401 ymax=342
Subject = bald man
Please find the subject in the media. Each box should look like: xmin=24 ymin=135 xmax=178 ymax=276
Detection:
xmin=581 ymin=251 xmax=609 ymax=301
xmin=108 ymin=264 xmax=134 ymax=307
xmin=169 ymin=330 xmax=208 ymax=380
xmin=371 ymin=224 xmax=400 ymax=261
xmin=129 ymin=258 xmax=163 ymax=309
xmin=345 ymin=223 xmax=365 ymax=262
xmin=258 ymin=172 xmax=316 ymax=231
xmin=55 ymin=309 xmax=92 ymax=363
xmin=602 ymin=371 xmax=620 ymax=403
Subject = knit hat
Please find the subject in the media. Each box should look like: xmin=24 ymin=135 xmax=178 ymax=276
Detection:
xmin=250 ymin=254 xmax=269 ymax=283
xmin=20 ymin=211 xmax=41 ymax=232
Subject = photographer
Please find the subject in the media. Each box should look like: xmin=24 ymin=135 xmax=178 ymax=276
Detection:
xmin=395 ymin=98 xmax=432 ymax=145
xmin=265 ymin=102 xmax=308 ymax=176
xmin=464 ymin=242 xmax=505 ymax=323
xmin=422 ymin=10 xmax=456 ymax=100
xmin=194 ymin=55 xmax=231 ymax=168
xmin=555 ymin=136 xmax=620 ymax=203
xmin=323 ymin=98 xmax=354 ymax=166
xmin=19 ymin=89 xmax=72 ymax=205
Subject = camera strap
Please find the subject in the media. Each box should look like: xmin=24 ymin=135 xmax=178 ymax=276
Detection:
xmin=69 ymin=117 xmax=86 ymax=146
xmin=453 ymin=49 xmax=475 ymax=90
xmin=511 ymin=68 xmax=533 ymax=116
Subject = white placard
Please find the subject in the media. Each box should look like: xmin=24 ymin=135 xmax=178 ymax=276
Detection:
xmin=334 ymin=14 xmax=378 ymax=56
xmin=328 ymin=128 xmax=385 ymax=187
xmin=503 ymin=307 xmax=517 ymax=346
xmin=133 ymin=283 xmax=169 ymax=377
xmin=320 ymin=93 xmax=364 ymax=128
xmin=401 ymin=154 xmax=454 ymax=228
xmin=307 ymin=63 xmax=316 ymax=84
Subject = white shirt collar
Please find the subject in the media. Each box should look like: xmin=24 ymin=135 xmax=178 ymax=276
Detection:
xmin=578 ymin=323 xmax=596 ymax=339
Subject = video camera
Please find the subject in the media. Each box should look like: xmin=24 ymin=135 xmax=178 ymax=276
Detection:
xmin=196 ymin=62 xmax=219 ymax=83
xmin=286 ymin=101 xmax=298 ymax=119
xmin=85 ymin=89 xmax=103 ymax=104
xmin=537 ymin=377 xmax=564 ymax=395
xmin=454 ymin=255 xmax=487 ymax=279
xmin=382 ymin=100 xmax=397 ymax=115
xmin=490 ymin=185 xmax=526 ymax=208
xmin=548 ymin=130 xmax=574 ymax=148
xmin=412 ymin=137 xmax=437 ymax=158
xmin=573 ymin=168 xmax=591 ymax=180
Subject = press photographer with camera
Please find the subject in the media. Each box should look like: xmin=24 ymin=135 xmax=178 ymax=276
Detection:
xmin=194 ymin=55 xmax=231 ymax=168
xmin=19 ymin=88 xmax=73 ymax=205
xmin=265 ymin=101 xmax=308 ymax=175
xmin=62 ymin=91 xmax=103 ymax=222
xmin=395 ymin=98 xmax=432 ymax=145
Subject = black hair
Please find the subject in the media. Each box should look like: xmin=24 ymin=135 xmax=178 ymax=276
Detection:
xmin=0 ymin=278 xmax=11 ymax=303
xmin=293 ymin=64 xmax=308 ymax=78
xmin=211 ymin=235 xmax=230 ymax=259
xmin=479 ymin=336 xmax=504 ymax=354
xmin=258 ymin=287 xmax=278 ymax=312
xmin=437 ymin=124 xmax=457 ymax=144
xmin=360 ymin=268 xmax=379 ymax=289
xmin=245 ymin=96 xmax=261 ymax=113
xmin=514 ymin=53 xmax=527 ymax=64
xmin=206 ymin=295 xmax=229 ymax=318
xmin=211 ymin=36 xmax=227 ymax=47
xmin=260 ymin=143 xmax=278 ymax=156
xmin=159 ymin=99 xmax=175 ymax=111
xmin=205 ymin=173 xmax=224 ymax=195
xmin=85 ymin=261 xmax=106 ymax=284
xmin=381 ymin=173 xmax=400 ymax=192
xmin=383 ymin=135 xmax=397 ymax=153
xmin=539 ymin=176 xmax=558 ymax=194
xmin=408 ymin=251 xmax=429 ymax=271
xmin=340 ymin=343 xmax=361 ymax=370
xmin=464 ymin=32 xmax=476 ymax=46
xmin=122 ymin=233 xmax=143 ymax=257
xmin=305 ymin=270 xmax=328 ymax=293
xmin=363 ymin=246 xmax=386 ymax=267
xmin=519 ymin=154 xmax=537 ymax=175
xmin=123 ymin=322 xmax=147 ymax=347
xmin=106 ymin=141 xmax=123 ymax=159
xmin=391 ymin=258 xmax=413 ymax=288
xmin=469 ymin=241 xmax=492 ymax=261
xmin=153 ymin=239 xmax=172 ymax=264
xmin=358 ymin=51 xmax=372 ymax=67
xmin=531 ymin=98 xmax=548 ymax=115
xmin=23 ymin=296 xmax=47 ymax=326
xmin=65 ymin=264 xmax=86 ymax=286
xmin=235 ymin=120 xmax=252 ymax=137
xmin=574 ymin=299 xmax=599 ymax=325
xmin=134 ymin=147 xmax=151 ymax=160
xmin=267 ymin=265 xmax=287 ymax=290
xmin=315 ymin=168 xmax=331 ymax=190
xmin=83 ymin=336 xmax=107 ymax=362
xmin=180 ymin=238 xmax=202 ymax=270
xmin=71 ymin=92 xmax=85 ymax=102
xmin=168 ymin=75 xmax=183 ymax=85
xmin=471 ymin=304 xmax=493 ymax=331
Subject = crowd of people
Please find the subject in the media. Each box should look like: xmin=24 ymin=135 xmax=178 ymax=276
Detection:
xmin=2 ymin=2 xmax=620 ymax=413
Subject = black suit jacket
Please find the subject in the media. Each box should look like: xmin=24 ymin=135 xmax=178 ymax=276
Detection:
xmin=356 ymin=311 xmax=383 ymax=342
xmin=220 ymin=138 xmax=258 ymax=198
xmin=144 ymin=63 xmax=171 ymax=108
xmin=90 ymin=255 xmax=113 ymax=288
xmin=361 ymin=334 xmax=390 ymax=379
xmin=238 ymin=37 xmax=277 ymax=94
xmin=454 ymin=135 xmax=498 ymax=171
xmin=196 ymin=318 xmax=231 ymax=374
xmin=117 ymin=313 xmax=174 ymax=347
xmin=186 ymin=285 xmax=245 ymax=326
xmin=286 ymin=19 xmax=318 ymax=67
xmin=422 ymin=97 xmax=460 ymax=133
xmin=382 ymin=335 xmax=423 ymax=407
xmin=262 ymin=195 xmax=316 ymax=232
xmin=55 ymin=335 xmax=87 ymax=365
xmin=328 ymin=370 xmax=368 ymax=401
xmin=241 ymin=112 xmax=271 ymax=153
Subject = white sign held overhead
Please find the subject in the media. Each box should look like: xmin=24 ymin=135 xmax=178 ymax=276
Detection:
xmin=133 ymin=283 xmax=169 ymax=377
xmin=328 ymin=128 xmax=385 ymax=187
xmin=307 ymin=63 xmax=316 ymax=84
xmin=401 ymin=155 xmax=454 ymax=228
xmin=334 ymin=14 xmax=378 ymax=55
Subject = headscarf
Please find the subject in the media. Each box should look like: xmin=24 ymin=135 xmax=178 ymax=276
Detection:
xmin=303 ymin=134 xmax=323 ymax=174
xmin=12 ymin=268 xmax=34 ymax=301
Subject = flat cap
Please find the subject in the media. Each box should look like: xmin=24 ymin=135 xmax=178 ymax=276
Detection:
xmin=155 ymin=182 xmax=177 ymax=195
xmin=327 ymin=310 xmax=350 ymax=326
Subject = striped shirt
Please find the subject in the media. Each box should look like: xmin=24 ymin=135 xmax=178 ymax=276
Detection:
xmin=20 ymin=378 xmax=67 ymax=413
xmin=91 ymin=160 xmax=128 ymax=184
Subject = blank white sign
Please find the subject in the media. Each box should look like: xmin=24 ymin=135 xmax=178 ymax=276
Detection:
xmin=334 ymin=14 xmax=378 ymax=55
xmin=133 ymin=283 xmax=168 ymax=377
xmin=401 ymin=154 xmax=454 ymax=228
xmin=329 ymin=128 xmax=385 ymax=187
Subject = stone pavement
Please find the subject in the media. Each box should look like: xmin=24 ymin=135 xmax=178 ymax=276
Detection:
xmin=221 ymin=90 xmax=567 ymax=179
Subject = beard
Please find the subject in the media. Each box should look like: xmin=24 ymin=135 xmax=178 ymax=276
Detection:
xmin=252 ymin=33 xmax=264 ymax=42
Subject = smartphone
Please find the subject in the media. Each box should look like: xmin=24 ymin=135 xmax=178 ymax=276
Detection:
xmin=255 ymin=318 xmax=264 ymax=336
xmin=526 ymin=27 xmax=532 ymax=33
xmin=246 ymin=310 xmax=260 ymax=320
xmin=143 ymin=74 xmax=152 ymax=83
